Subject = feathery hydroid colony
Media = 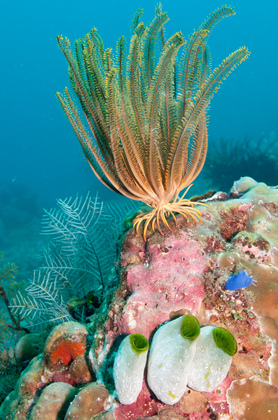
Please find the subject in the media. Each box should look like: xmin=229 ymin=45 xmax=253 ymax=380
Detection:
xmin=57 ymin=5 xmax=249 ymax=239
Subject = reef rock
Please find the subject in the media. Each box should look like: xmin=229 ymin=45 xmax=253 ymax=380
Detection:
xmin=90 ymin=179 xmax=278 ymax=420
xmin=1 ymin=178 xmax=278 ymax=420
xmin=0 ymin=322 xmax=94 ymax=419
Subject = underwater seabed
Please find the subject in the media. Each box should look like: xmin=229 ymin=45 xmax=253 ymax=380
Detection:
xmin=1 ymin=176 xmax=278 ymax=420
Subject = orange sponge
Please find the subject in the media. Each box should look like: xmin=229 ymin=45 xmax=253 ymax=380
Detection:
xmin=51 ymin=340 xmax=85 ymax=365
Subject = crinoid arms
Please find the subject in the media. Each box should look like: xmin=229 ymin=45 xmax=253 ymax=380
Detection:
xmin=57 ymin=5 xmax=249 ymax=240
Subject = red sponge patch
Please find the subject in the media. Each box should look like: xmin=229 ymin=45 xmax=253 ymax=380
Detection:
xmin=51 ymin=340 xmax=85 ymax=365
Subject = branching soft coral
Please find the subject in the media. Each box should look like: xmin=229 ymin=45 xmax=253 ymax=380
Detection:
xmin=57 ymin=5 xmax=249 ymax=240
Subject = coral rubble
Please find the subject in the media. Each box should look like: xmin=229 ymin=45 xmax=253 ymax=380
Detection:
xmin=1 ymin=178 xmax=278 ymax=419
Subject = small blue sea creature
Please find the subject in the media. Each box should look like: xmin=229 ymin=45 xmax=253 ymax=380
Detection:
xmin=225 ymin=270 xmax=253 ymax=291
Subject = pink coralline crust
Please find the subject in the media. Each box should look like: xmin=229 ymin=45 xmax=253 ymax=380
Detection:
xmin=204 ymin=234 xmax=225 ymax=253
xmin=51 ymin=372 xmax=77 ymax=386
xmin=189 ymin=414 xmax=208 ymax=420
xmin=114 ymin=381 xmax=164 ymax=420
xmin=237 ymin=203 xmax=253 ymax=213
xmin=120 ymin=230 xmax=146 ymax=266
xmin=113 ymin=378 xmax=232 ymax=420
xmin=205 ymin=377 xmax=233 ymax=414
xmin=219 ymin=204 xmax=252 ymax=240
xmin=117 ymin=236 xmax=209 ymax=337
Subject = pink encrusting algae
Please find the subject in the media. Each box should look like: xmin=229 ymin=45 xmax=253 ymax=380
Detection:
xmin=117 ymin=236 xmax=209 ymax=338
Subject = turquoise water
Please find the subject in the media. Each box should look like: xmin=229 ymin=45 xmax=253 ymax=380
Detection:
xmin=0 ymin=0 xmax=277 ymax=208
xmin=0 ymin=0 xmax=277 ymax=272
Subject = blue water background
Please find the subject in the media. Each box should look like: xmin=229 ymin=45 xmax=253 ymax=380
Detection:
xmin=0 ymin=0 xmax=277 ymax=209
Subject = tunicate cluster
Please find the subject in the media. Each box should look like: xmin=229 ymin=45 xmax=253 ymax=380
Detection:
xmin=113 ymin=315 xmax=237 ymax=405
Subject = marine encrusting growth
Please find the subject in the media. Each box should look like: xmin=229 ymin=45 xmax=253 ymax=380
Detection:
xmin=57 ymin=5 xmax=249 ymax=240
xmin=1 ymin=178 xmax=278 ymax=419
xmin=113 ymin=315 xmax=237 ymax=405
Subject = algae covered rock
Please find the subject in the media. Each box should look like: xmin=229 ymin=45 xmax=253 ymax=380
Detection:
xmin=1 ymin=178 xmax=278 ymax=420
xmin=90 ymin=179 xmax=278 ymax=419
xmin=0 ymin=355 xmax=44 ymax=419
xmin=29 ymin=382 xmax=77 ymax=420
xmin=65 ymin=382 xmax=112 ymax=419
xmin=43 ymin=321 xmax=92 ymax=386
xmin=0 ymin=322 xmax=93 ymax=420
xmin=15 ymin=333 xmax=43 ymax=363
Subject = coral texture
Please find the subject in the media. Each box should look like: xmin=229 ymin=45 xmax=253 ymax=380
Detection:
xmin=1 ymin=179 xmax=278 ymax=420
xmin=90 ymin=179 xmax=278 ymax=419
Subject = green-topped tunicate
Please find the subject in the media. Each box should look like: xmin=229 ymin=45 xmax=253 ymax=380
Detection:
xmin=187 ymin=325 xmax=237 ymax=392
xmin=113 ymin=333 xmax=149 ymax=404
xmin=213 ymin=327 xmax=237 ymax=356
xmin=147 ymin=315 xmax=200 ymax=405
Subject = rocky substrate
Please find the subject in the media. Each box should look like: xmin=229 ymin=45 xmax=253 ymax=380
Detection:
xmin=1 ymin=177 xmax=278 ymax=420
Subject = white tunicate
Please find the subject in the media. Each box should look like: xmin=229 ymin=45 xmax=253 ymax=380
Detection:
xmin=187 ymin=325 xmax=235 ymax=392
xmin=113 ymin=334 xmax=149 ymax=404
xmin=147 ymin=315 xmax=200 ymax=405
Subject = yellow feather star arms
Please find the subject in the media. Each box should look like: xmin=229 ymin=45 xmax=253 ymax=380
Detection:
xmin=57 ymin=5 xmax=249 ymax=241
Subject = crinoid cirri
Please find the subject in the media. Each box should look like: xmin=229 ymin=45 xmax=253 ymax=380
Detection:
xmin=57 ymin=5 xmax=249 ymax=240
